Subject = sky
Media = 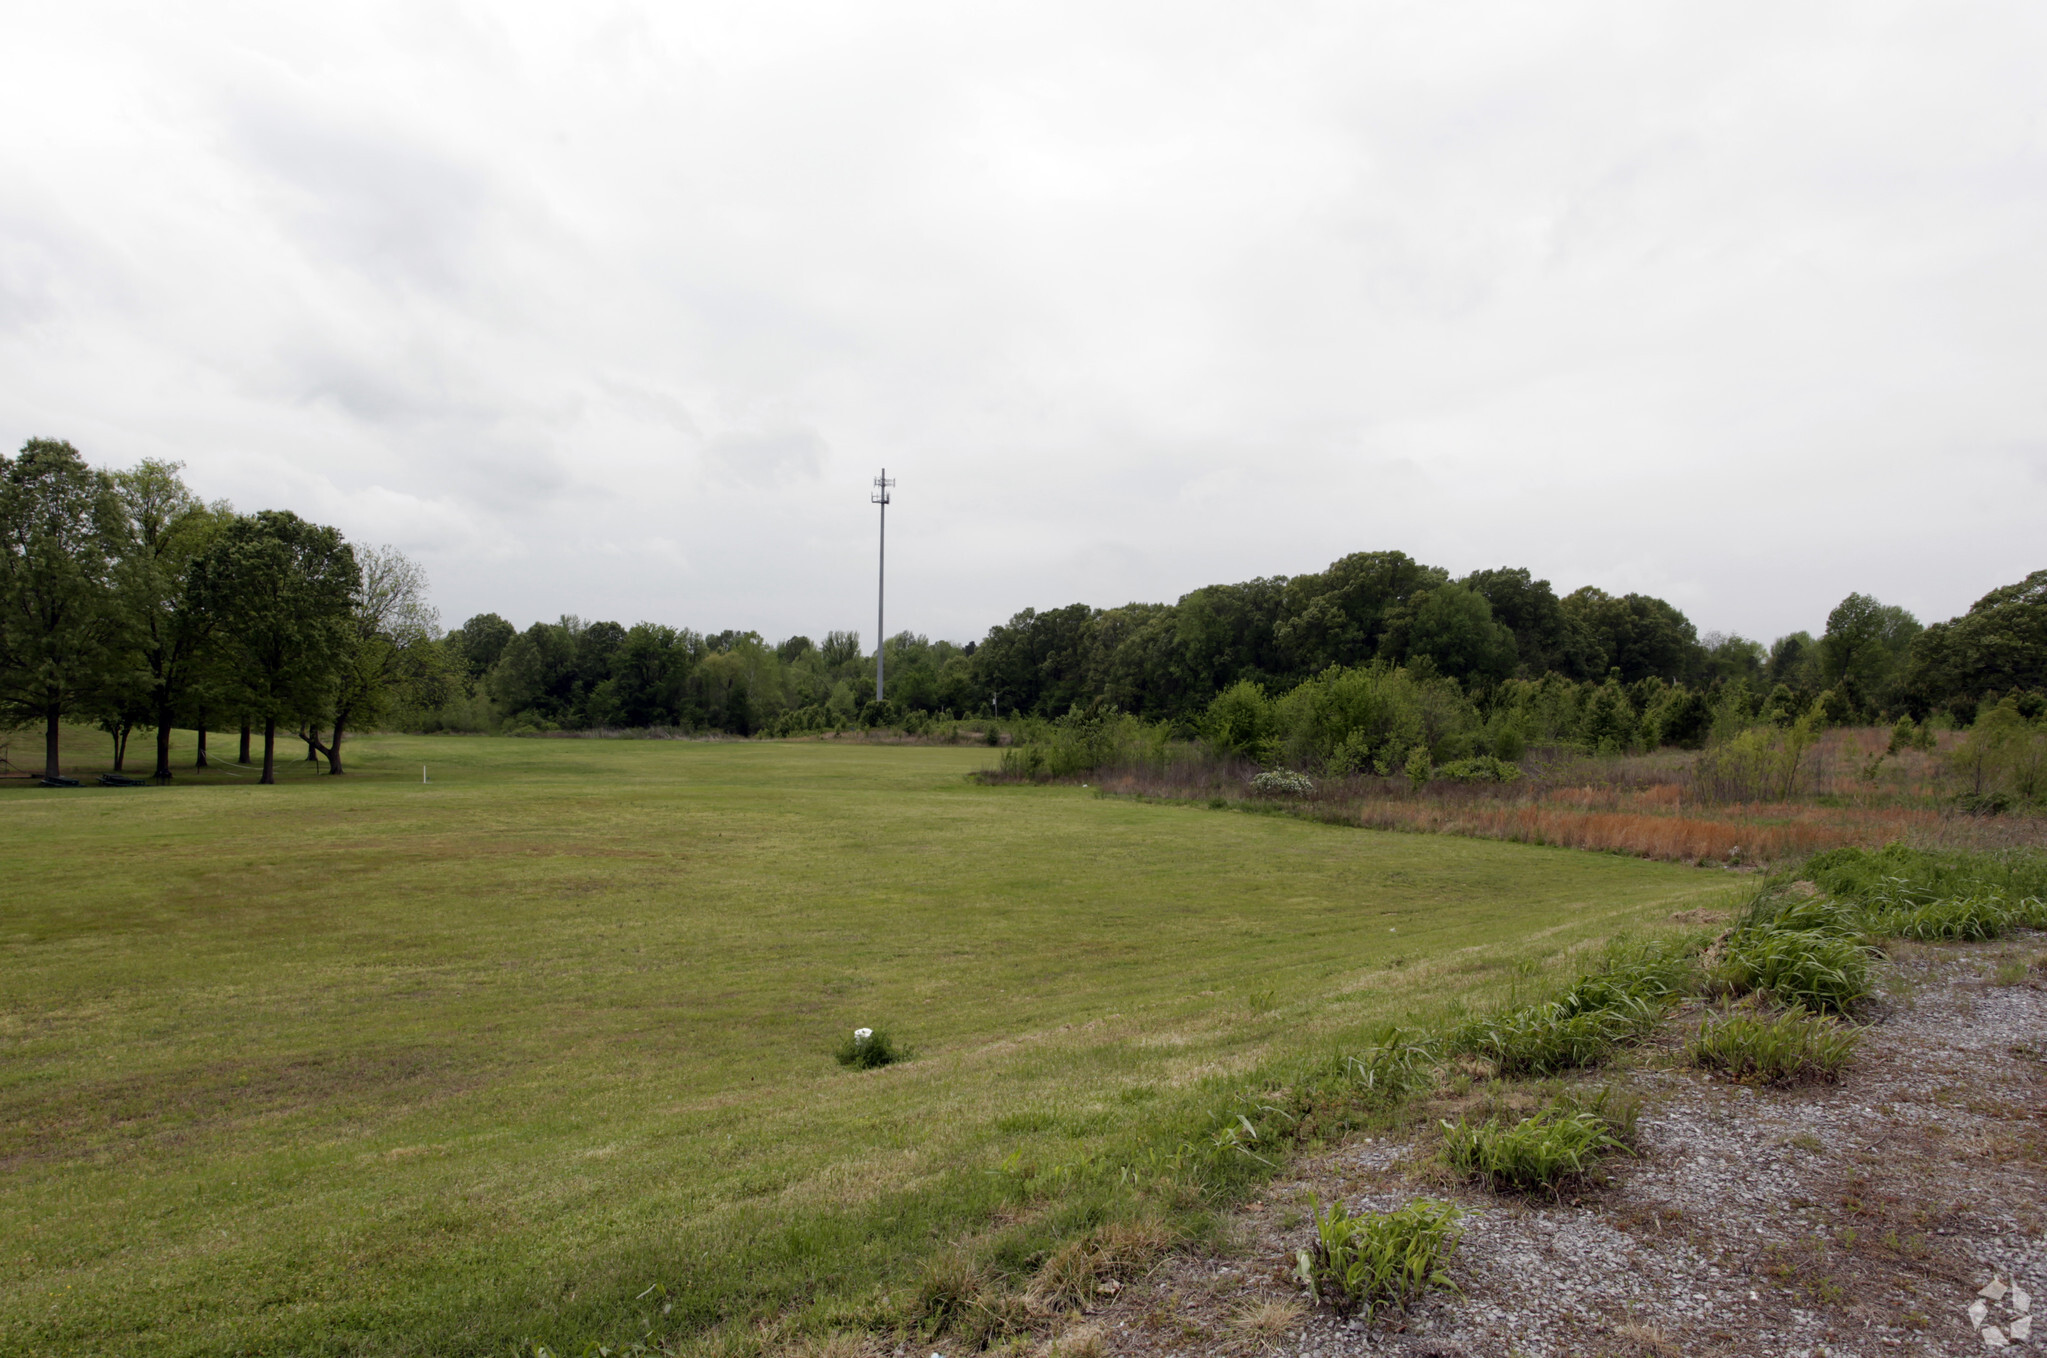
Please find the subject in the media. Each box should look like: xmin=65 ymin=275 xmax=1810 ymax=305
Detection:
xmin=3 ymin=2 xmax=2044 ymax=647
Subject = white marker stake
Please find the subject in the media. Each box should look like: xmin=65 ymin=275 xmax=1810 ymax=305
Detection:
xmin=422 ymin=765 xmax=428 ymax=784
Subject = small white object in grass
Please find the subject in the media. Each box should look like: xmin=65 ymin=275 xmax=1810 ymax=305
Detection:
xmin=1972 ymin=1300 xmax=1991 ymax=1326
xmin=2011 ymin=1316 xmax=2032 ymax=1341
xmin=854 ymin=1027 xmax=873 ymax=1042
xmin=1983 ymin=1325 xmax=2008 ymax=1348
xmin=2013 ymin=1285 xmax=2031 ymax=1313
xmin=422 ymin=765 xmax=428 ymax=783
xmin=1985 ymin=1280 xmax=2010 ymax=1301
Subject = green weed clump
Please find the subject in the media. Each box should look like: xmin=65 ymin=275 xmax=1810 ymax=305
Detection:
xmin=834 ymin=1028 xmax=907 ymax=1069
xmin=1869 ymin=891 xmax=2047 ymax=941
xmin=1344 ymin=1026 xmax=1439 ymax=1102
xmin=1440 ymin=1100 xmax=1631 ymax=1195
xmin=1687 ymin=1010 xmax=1861 ymax=1085
xmin=1293 ymin=1198 xmax=1463 ymax=1320
xmin=1713 ymin=927 xmax=1872 ymax=1015
xmin=1451 ymin=943 xmax=1694 ymax=1076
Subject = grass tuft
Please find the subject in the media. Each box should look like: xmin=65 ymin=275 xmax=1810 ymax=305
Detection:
xmin=1292 ymin=1197 xmax=1463 ymax=1320
xmin=1441 ymin=1094 xmax=1633 ymax=1195
xmin=833 ymin=1028 xmax=907 ymax=1069
xmin=1712 ymin=927 xmax=1872 ymax=1014
xmin=1687 ymin=1009 xmax=1860 ymax=1084
xmin=1344 ymin=1026 xmax=1439 ymax=1102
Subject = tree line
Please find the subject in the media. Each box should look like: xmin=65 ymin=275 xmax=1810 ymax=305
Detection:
xmin=0 ymin=441 xmax=444 ymax=782
xmin=8 ymin=438 xmax=2042 ymax=775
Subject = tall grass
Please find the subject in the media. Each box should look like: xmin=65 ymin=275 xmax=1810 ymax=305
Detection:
xmin=1688 ymin=1010 xmax=1860 ymax=1085
xmin=1450 ymin=941 xmax=1696 ymax=1075
xmin=1294 ymin=1198 xmax=1463 ymax=1320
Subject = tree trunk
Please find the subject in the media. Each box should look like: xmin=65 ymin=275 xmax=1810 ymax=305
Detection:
xmin=304 ymin=726 xmax=320 ymax=762
xmin=329 ymin=718 xmax=347 ymax=775
xmin=113 ymin=723 xmax=128 ymax=772
xmin=260 ymin=716 xmax=276 ymax=784
xmin=156 ymin=706 xmax=174 ymax=780
xmin=45 ymin=705 xmax=60 ymax=779
xmin=240 ymin=720 xmax=251 ymax=765
xmin=195 ymin=714 xmax=208 ymax=770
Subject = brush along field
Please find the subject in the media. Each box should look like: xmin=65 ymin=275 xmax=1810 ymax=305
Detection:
xmin=0 ymin=735 xmax=1726 ymax=1356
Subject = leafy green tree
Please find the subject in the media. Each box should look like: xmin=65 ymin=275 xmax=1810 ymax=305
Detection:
xmin=1818 ymin=593 xmax=1920 ymax=707
xmin=1560 ymin=588 xmax=1704 ymax=684
xmin=309 ymin=545 xmax=441 ymax=774
xmin=1903 ymin=571 xmax=2047 ymax=707
xmin=1380 ymin=584 xmax=1517 ymax=684
xmin=1461 ymin=567 xmax=1572 ymax=676
xmin=1275 ymin=551 xmax=1443 ymax=676
xmin=191 ymin=511 xmax=359 ymax=783
xmin=0 ymin=439 xmax=129 ymax=777
xmin=110 ymin=460 xmax=231 ymax=780
xmin=448 ymin=613 xmax=515 ymax=681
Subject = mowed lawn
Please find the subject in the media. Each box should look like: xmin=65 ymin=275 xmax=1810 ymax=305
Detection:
xmin=1 ymin=735 xmax=1726 ymax=1356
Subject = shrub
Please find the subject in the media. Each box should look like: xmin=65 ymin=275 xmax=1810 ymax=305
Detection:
xmin=1713 ymin=929 xmax=1871 ymax=1014
xmin=1250 ymin=769 xmax=1315 ymax=797
xmin=1441 ymin=1103 xmax=1629 ymax=1195
xmin=1344 ymin=1026 xmax=1438 ymax=1102
xmin=834 ymin=1027 xmax=907 ymax=1069
xmin=1870 ymin=891 xmax=2044 ymax=941
xmin=1435 ymin=755 xmax=1522 ymax=784
xmin=1687 ymin=1010 xmax=1861 ymax=1084
xmin=1293 ymin=1198 xmax=1463 ymax=1320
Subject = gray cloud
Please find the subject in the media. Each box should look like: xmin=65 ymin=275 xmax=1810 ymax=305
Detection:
xmin=0 ymin=1 xmax=2043 ymax=641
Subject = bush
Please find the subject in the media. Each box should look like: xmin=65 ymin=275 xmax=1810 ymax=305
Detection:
xmin=1687 ymin=1010 xmax=1860 ymax=1085
xmin=834 ymin=1027 xmax=907 ymax=1069
xmin=1250 ymin=769 xmax=1315 ymax=797
xmin=1441 ymin=1103 xmax=1629 ymax=1195
xmin=1713 ymin=928 xmax=1871 ymax=1014
xmin=1435 ymin=755 xmax=1522 ymax=784
xmin=1293 ymin=1198 xmax=1463 ymax=1320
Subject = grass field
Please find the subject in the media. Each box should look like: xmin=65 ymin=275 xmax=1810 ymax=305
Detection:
xmin=1 ymin=732 xmax=1728 ymax=1356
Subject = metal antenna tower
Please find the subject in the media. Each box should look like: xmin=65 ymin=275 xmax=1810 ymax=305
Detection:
xmin=871 ymin=468 xmax=894 ymax=703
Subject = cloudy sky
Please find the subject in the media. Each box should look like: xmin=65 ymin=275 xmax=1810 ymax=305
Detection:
xmin=4 ymin=2 xmax=2043 ymax=646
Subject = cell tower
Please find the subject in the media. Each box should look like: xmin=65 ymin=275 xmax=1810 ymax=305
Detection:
xmin=872 ymin=468 xmax=894 ymax=702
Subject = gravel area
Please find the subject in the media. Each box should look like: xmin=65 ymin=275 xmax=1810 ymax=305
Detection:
xmin=1064 ymin=932 xmax=2047 ymax=1358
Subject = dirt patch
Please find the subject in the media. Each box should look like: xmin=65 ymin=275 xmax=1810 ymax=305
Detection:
xmin=1063 ymin=935 xmax=2047 ymax=1357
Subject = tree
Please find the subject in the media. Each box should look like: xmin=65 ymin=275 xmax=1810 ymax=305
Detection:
xmin=1818 ymin=593 xmax=1920 ymax=709
xmin=0 ymin=439 xmax=129 ymax=778
xmin=1461 ymin=567 xmax=1570 ymax=676
xmin=1904 ymin=570 xmax=2047 ymax=706
xmin=449 ymin=612 xmax=515 ymax=681
xmin=191 ymin=511 xmax=359 ymax=783
xmin=111 ymin=460 xmax=231 ymax=780
xmin=1380 ymin=584 xmax=1518 ymax=684
xmin=309 ymin=545 xmax=441 ymax=774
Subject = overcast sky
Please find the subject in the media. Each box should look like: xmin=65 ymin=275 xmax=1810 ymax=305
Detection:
xmin=4 ymin=2 xmax=2043 ymax=646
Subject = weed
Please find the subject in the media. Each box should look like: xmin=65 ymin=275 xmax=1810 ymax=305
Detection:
xmin=833 ymin=1027 xmax=907 ymax=1069
xmin=1993 ymin=958 xmax=2029 ymax=986
xmin=1292 ymin=1197 xmax=1463 ymax=1320
xmin=1787 ymin=1133 xmax=1824 ymax=1154
xmin=1441 ymin=1098 xmax=1632 ymax=1195
xmin=1687 ymin=1010 xmax=1861 ymax=1085
xmin=1713 ymin=929 xmax=1871 ymax=1014
xmin=1344 ymin=1026 xmax=1438 ymax=1102
xmin=1247 ymin=989 xmax=1278 ymax=1017
xmin=1450 ymin=944 xmax=1693 ymax=1076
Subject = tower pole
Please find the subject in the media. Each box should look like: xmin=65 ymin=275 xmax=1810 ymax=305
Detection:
xmin=872 ymin=468 xmax=894 ymax=703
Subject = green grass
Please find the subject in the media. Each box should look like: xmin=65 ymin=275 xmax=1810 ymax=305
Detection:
xmin=1440 ymin=1093 xmax=1635 ymax=1196
xmin=1294 ymin=1197 xmax=1462 ymax=1320
xmin=1687 ymin=1009 xmax=1861 ymax=1085
xmin=0 ymin=729 xmax=1725 ymax=1356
